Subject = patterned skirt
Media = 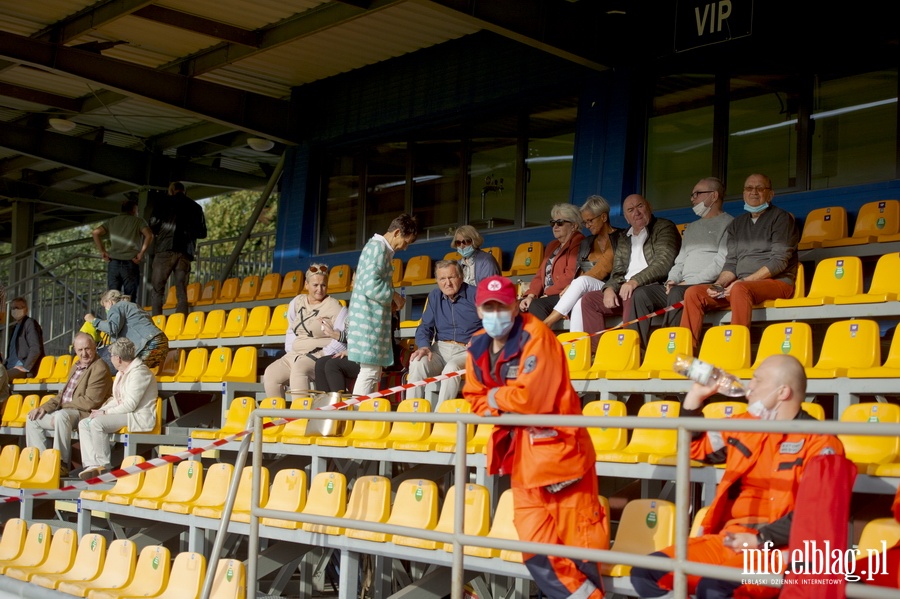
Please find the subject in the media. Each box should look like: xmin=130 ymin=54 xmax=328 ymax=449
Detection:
xmin=139 ymin=332 xmax=170 ymax=369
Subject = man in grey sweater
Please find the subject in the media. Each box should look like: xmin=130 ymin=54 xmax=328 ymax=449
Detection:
xmin=628 ymin=177 xmax=733 ymax=347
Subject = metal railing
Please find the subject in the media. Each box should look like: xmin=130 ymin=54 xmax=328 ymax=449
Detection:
xmin=192 ymin=231 xmax=276 ymax=284
xmin=196 ymin=409 xmax=900 ymax=599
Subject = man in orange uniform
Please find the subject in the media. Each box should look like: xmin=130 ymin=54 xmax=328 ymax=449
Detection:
xmin=630 ymin=354 xmax=844 ymax=598
xmin=464 ymin=275 xmax=608 ymax=599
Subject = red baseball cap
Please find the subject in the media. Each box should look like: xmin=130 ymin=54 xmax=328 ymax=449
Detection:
xmin=475 ymin=276 xmax=517 ymax=306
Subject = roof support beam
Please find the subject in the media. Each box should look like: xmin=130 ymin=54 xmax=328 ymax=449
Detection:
xmin=0 ymin=82 xmax=81 ymax=112
xmin=0 ymin=178 xmax=122 ymax=214
xmin=133 ymin=6 xmax=260 ymax=47
xmin=0 ymin=30 xmax=299 ymax=144
xmin=33 ymin=0 xmax=156 ymax=44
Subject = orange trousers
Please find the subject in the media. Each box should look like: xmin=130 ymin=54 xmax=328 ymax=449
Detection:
xmin=513 ymin=474 xmax=609 ymax=599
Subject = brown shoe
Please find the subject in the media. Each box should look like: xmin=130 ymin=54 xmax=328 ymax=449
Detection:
xmin=78 ymin=466 xmax=106 ymax=481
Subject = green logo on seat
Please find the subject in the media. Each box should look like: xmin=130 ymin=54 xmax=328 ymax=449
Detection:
xmin=877 ymin=217 xmax=886 ymax=229
xmin=834 ymin=260 xmax=844 ymax=279
xmin=152 ymin=555 xmax=159 ymax=569
xmin=415 ymin=486 xmax=423 ymax=501
xmin=91 ymin=537 xmax=97 ymax=551
xmin=646 ymin=512 xmax=657 ymax=529
xmin=525 ymin=257 xmax=531 ymax=266
xmin=568 ymin=346 xmax=576 ymax=359
xmin=326 ymin=480 xmax=334 ymax=494
xmin=226 ymin=565 xmax=233 ymax=582
xmin=38 ymin=531 xmax=44 ymax=543
xmin=188 ymin=465 xmax=194 ymax=478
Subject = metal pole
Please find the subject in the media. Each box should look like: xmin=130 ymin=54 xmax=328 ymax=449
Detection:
xmin=451 ymin=421 xmax=468 ymax=599
xmin=673 ymin=426 xmax=692 ymax=599
xmin=248 ymin=413 xmax=263 ymax=599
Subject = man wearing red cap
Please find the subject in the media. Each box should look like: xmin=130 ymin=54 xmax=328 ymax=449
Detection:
xmin=463 ymin=275 xmax=608 ymax=599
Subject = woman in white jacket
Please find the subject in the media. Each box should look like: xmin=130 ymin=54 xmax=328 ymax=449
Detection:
xmin=78 ymin=337 xmax=158 ymax=480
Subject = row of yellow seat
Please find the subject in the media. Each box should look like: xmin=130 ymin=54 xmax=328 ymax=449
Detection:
xmin=0 ymin=447 xmax=60 ymax=490
xmin=153 ymin=304 xmax=289 ymax=341
xmin=0 ymin=519 xmax=242 ymax=599
xmin=798 ymin=200 xmax=900 ymax=249
xmin=561 ymin=319 xmax=900 ymax=381
xmin=1 ymin=396 xmax=164 ymax=435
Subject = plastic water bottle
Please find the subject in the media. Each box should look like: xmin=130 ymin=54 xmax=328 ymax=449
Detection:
xmin=672 ymin=354 xmax=746 ymax=397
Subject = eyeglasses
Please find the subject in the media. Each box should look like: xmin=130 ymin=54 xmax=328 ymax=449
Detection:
xmin=308 ymin=264 xmax=329 ymax=274
xmin=690 ymin=190 xmax=715 ymax=199
xmin=549 ymin=220 xmax=572 ymax=227
xmin=453 ymin=238 xmax=473 ymax=247
xmin=583 ymin=215 xmax=604 ymax=226
xmin=743 ymin=186 xmax=771 ymax=193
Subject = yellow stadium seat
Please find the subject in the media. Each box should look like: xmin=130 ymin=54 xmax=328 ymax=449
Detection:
xmin=798 ymin=206 xmax=848 ymax=249
xmin=87 ymin=545 xmax=170 ymax=599
xmin=773 ymin=257 xmax=863 ymax=307
xmin=327 ymin=264 xmax=353 ymax=293
xmin=193 ymin=396 xmax=255 ymax=440
xmin=466 ymin=488 xmax=518 ymax=558
xmin=43 ymin=355 xmax=72 ymax=383
xmin=583 ymin=400 xmax=628 ymax=453
xmin=278 ymin=396 xmax=316 ymax=445
xmin=676 ymin=222 xmax=688 ymax=236
xmin=380 ymin=479 xmax=439 ymax=545
xmin=151 ymin=314 xmax=166 ymax=331
xmin=2 ymin=448 xmax=60 ymax=489
xmin=466 ymin=423 xmax=493 ymax=454
xmin=253 ymin=396 xmax=285 ymax=441
xmin=391 ymin=258 xmax=404 ymax=287
xmin=174 ymin=348 xmax=209 ymax=383
xmin=80 ymin=456 xmax=145 ymax=502
xmin=256 ymin=273 xmax=282 ymax=301
xmin=112 ymin=461 xmax=172 ymax=507
xmin=186 ymin=281 xmax=201 ymax=306
xmin=691 ymin=506 xmax=710 ymax=537
xmin=836 ymin=252 xmax=900 ymax=305
xmin=4 ymin=528 xmax=72 ymax=583
xmin=221 ymin=308 xmax=249 ymax=338
xmin=265 ymin=304 xmax=289 ymax=336
xmin=133 ymin=461 xmax=201 ymax=510
xmin=153 ymin=552 xmax=206 ymax=599
xmin=242 ymin=306 xmax=271 ymax=337
xmin=156 ymin=349 xmax=186 ymax=383
xmin=223 ymin=346 xmax=258 ymax=383
xmin=0 ymin=518 xmax=26 ymax=561
xmin=822 ymin=200 xmax=900 ymax=247
xmin=558 ymin=332 xmax=592 ymax=379
xmin=196 ymin=466 xmax=269 ymax=521
xmin=1 ymin=395 xmax=22 ymax=427
xmin=805 ymin=319 xmax=881 ymax=378
xmin=595 ymin=401 xmax=680 ymax=464
xmin=210 ymin=559 xmax=245 ymax=599
xmin=118 ymin=396 xmax=163 ymax=435
xmin=439 ymin=484 xmax=491 ymax=552
xmin=702 ymin=401 xmax=748 ymax=419
xmin=398 ymin=255 xmax=432 ymax=287
xmin=838 ymin=403 xmax=900 ymax=473
xmin=199 ymin=347 xmax=233 ymax=383
xmin=662 ymin=325 xmax=750 ymax=380
xmin=162 ymin=286 xmax=178 ymax=310
xmin=855 ymin=518 xmax=900 ymax=563
xmin=215 ymin=277 xmax=240 ymax=304
xmin=353 ymin=398 xmax=432 ymax=449
xmin=23 ymin=355 xmax=54 ymax=384
xmin=607 ymin=327 xmax=692 ymax=380
xmin=849 ymin=331 xmax=900 ymax=378
xmin=326 ymin=475 xmax=391 ymax=536
xmin=0 ymin=444 xmax=20 ymax=479
xmin=504 ymin=241 xmax=543 ymax=276
xmin=8 ymin=395 xmax=41 ymax=428
xmin=588 ymin=330 xmax=641 ymax=379
xmin=732 ymin=322 xmax=813 ymax=379
xmin=162 ymin=463 xmax=233 ymax=515
xmin=260 ymin=468 xmax=308 ymax=529
xmin=163 ymin=313 xmax=186 ymax=341
xmin=482 ymin=246 xmax=503 ymax=269
xmin=195 ymin=280 xmax=220 ymax=306
xmin=801 ymin=402 xmax=825 ymax=421
xmin=317 ymin=398 xmax=391 ymax=447
xmin=235 ymin=275 xmax=260 ymax=302
xmin=178 ymin=311 xmax=206 ymax=340
xmin=0 ymin=446 xmax=40 ymax=484
xmin=31 ymin=533 xmax=106 ymax=590
xmin=57 ymin=539 xmax=136 ymax=598
xmin=198 ymin=309 xmax=227 ymax=339
xmin=301 ymin=472 xmax=347 ymax=533
xmin=0 ymin=522 xmax=52 ymax=575
xmin=395 ymin=399 xmax=473 ymax=452
xmin=601 ymin=499 xmax=675 ymax=577
xmin=761 ymin=262 xmax=805 ymax=307
xmin=278 ymin=270 xmax=304 ymax=298
xmin=444 ymin=251 xmax=461 ymax=261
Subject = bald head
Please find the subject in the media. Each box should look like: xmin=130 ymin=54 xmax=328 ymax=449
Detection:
xmin=763 ymin=354 xmax=807 ymax=398
xmin=73 ymin=332 xmax=98 ymax=366
xmin=748 ymin=354 xmax=806 ymax=420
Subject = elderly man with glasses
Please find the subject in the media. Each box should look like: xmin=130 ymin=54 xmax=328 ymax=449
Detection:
xmin=680 ymin=173 xmax=800 ymax=352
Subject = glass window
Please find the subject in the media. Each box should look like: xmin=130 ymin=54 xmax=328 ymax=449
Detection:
xmin=646 ymin=75 xmax=716 ymax=210
xmin=525 ymin=101 xmax=578 ymax=225
xmin=727 ymin=75 xmax=800 ymax=191
xmin=365 ymin=143 xmax=408 ymax=239
xmin=412 ymin=140 xmax=462 ymax=239
xmin=469 ymin=137 xmax=517 ymax=230
xmin=320 ymin=154 xmax=360 ymax=253
xmin=810 ymin=70 xmax=898 ymax=190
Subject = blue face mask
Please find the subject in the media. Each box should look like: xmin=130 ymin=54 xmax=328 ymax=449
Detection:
xmin=743 ymin=202 xmax=769 ymax=214
xmin=482 ymin=310 xmax=514 ymax=339
xmin=458 ymin=244 xmax=476 ymax=258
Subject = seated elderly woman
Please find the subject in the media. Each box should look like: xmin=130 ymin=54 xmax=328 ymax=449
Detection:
xmin=543 ymin=195 xmax=622 ymax=329
xmin=518 ymin=202 xmax=585 ymax=320
xmin=78 ymin=338 xmax=158 ymax=480
xmin=451 ymin=225 xmax=501 ymax=285
xmin=263 ymin=263 xmax=348 ymax=398
xmin=85 ymin=289 xmax=168 ymax=370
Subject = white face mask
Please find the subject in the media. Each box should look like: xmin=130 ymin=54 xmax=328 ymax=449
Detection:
xmin=747 ymin=390 xmax=779 ymax=420
xmin=11 ymin=308 xmax=24 ymax=321
xmin=692 ymin=200 xmax=712 ymax=218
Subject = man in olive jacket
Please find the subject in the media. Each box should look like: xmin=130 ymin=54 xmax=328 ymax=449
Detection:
xmin=25 ymin=332 xmax=112 ymax=476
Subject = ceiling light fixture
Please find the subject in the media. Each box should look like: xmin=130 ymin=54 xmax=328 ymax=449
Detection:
xmin=247 ymin=137 xmax=274 ymax=152
xmin=48 ymin=118 xmax=77 ymax=133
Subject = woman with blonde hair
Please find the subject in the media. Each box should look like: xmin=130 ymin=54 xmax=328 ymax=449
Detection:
xmin=450 ymin=225 xmax=500 ymax=285
xmin=85 ymin=289 xmax=168 ymax=369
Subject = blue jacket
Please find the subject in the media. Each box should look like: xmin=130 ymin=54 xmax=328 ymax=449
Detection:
xmin=95 ymin=301 xmax=165 ymax=354
xmin=415 ymin=283 xmax=481 ymax=348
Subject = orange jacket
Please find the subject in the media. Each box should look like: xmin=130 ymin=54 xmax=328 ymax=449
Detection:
xmin=690 ymin=410 xmax=844 ymax=545
xmin=463 ymin=313 xmax=594 ymax=489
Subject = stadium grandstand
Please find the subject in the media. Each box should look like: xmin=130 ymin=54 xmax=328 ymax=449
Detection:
xmin=1 ymin=0 xmax=900 ymax=598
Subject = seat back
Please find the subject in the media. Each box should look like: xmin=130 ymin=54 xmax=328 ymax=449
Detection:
xmin=44 ymin=355 xmax=73 ymax=383
xmin=256 ymin=397 xmax=286 ymax=440
xmin=265 ymin=304 xmax=290 ymax=336
xmin=199 ymin=347 xmax=233 ymax=383
xmin=0 ymin=518 xmax=26 ymax=561
xmin=5 ymin=446 xmax=40 ymax=481
xmin=698 ymin=325 xmax=751 ymax=371
xmin=701 ymin=401 xmax=748 ymax=420
xmin=0 ymin=444 xmax=21 ymax=479
xmin=186 ymin=282 xmax=202 ymax=306
xmin=217 ymin=396 xmax=256 ymax=437
xmin=852 ymin=200 xmax=900 ymax=239
xmin=198 ymin=309 xmax=227 ymax=338
xmin=278 ymin=270 xmax=304 ymax=298
xmin=301 ymin=472 xmax=348 ymax=533
xmin=558 ymin=332 xmax=592 ymax=376
xmin=12 ymin=448 xmax=61 ymax=488
xmin=224 ymin=346 xmax=258 ymax=383
xmin=210 ymin=559 xmax=246 ymax=599
xmin=29 ymin=528 xmax=77 ymax=576
xmin=64 ymin=533 xmax=107 ymax=583
xmin=376 ymin=398 xmax=431 ymax=446
xmin=83 ymin=539 xmax=137 ymax=590
xmin=856 ymin=518 xmax=900 ymax=561
xmin=591 ymin=330 xmax=641 ymax=375
xmin=609 ymin=499 xmax=676 ymax=559
xmin=129 ymin=461 xmax=174 ymax=504
xmin=155 ymin=552 xmax=206 ymax=599
xmin=640 ymin=327 xmax=693 ymax=372
xmin=163 ymin=313 xmax=186 ymax=340
xmin=386 ymin=479 xmax=439 ymax=533
xmin=691 ymin=506 xmax=710 ymax=538
xmin=481 ymin=246 xmax=503 ymax=269
xmin=221 ymin=308 xmax=249 ymax=338
xmin=399 ymin=255 xmax=432 ymax=286
xmin=92 ymin=455 xmax=145 ymax=501
xmin=1 ymin=396 xmax=22 ymax=427
xmin=425 ymin=399 xmax=474 ymax=446
xmin=242 ymin=306 xmax=271 ymax=337
xmin=801 ymin=402 xmax=825 ymax=421
xmin=344 ymin=398 xmax=391 ymax=442
xmin=507 ymin=242 xmax=543 ymax=276
xmin=235 ymin=275 xmax=260 ymax=302
xmin=799 ymin=206 xmax=848 ymax=246
xmin=838 ymin=403 xmax=900 ymax=465
xmin=151 ymin=314 xmax=166 ymax=331
xmin=227 ymin=466 xmax=269 ymax=515
xmin=121 ymin=545 xmax=171 ymax=597
xmin=805 ymin=256 xmax=864 ymax=300
xmin=162 ymin=286 xmax=178 ymax=310
xmin=583 ymin=400 xmax=628 ymax=452
xmin=25 ymin=356 xmax=55 ymax=383
xmin=391 ymin=258 xmax=404 ymax=287
xmin=178 ymin=311 xmax=206 ymax=340
xmin=814 ymin=319 xmax=881 ymax=371
xmin=626 ymin=401 xmax=681 ymax=455
xmin=256 ymin=273 xmax=282 ymax=301
xmin=260 ymin=468 xmax=308 ymax=529
xmin=868 ymin=252 xmax=900 ymax=298
xmin=750 ymin=322 xmax=814 ymax=369
xmin=437 ymin=484 xmax=491 ymax=550
xmin=161 ymin=461 xmax=203 ymax=504
xmin=327 ymin=264 xmax=353 ymax=293
xmin=185 ymin=463 xmax=234 ymax=511
xmin=196 ymin=280 xmax=220 ymax=306
xmin=175 ymin=348 xmax=209 ymax=383
xmin=341 ymin=475 xmax=391 ymax=536
xmin=157 ymin=349 xmax=186 ymax=382
xmin=277 ymin=396 xmax=315 ymax=441
xmin=10 ymin=395 xmax=42 ymax=428
xmin=5 ymin=522 xmax=52 ymax=570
